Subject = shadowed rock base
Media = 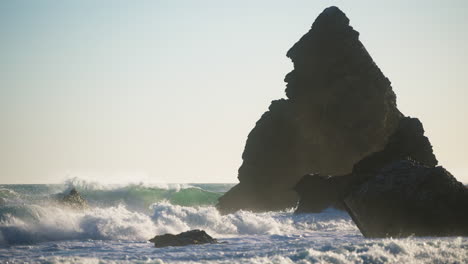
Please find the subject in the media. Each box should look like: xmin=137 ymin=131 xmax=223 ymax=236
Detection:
xmin=294 ymin=117 xmax=438 ymax=213
xmin=344 ymin=160 xmax=468 ymax=238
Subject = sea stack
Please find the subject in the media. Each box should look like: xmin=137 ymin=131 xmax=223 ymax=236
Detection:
xmin=217 ymin=6 xmax=403 ymax=213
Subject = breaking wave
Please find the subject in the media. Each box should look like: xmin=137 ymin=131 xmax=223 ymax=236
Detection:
xmin=0 ymin=179 xmax=231 ymax=212
xmin=0 ymin=199 xmax=356 ymax=246
xmin=1 ymin=181 xmax=466 ymax=264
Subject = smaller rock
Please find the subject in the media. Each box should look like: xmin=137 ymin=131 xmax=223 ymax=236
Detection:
xmin=59 ymin=188 xmax=89 ymax=210
xmin=344 ymin=159 xmax=468 ymax=238
xmin=293 ymin=117 xmax=438 ymax=214
xmin=149 ymin=230 xmax=218 ymax=248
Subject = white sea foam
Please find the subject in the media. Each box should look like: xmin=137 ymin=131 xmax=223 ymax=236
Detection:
xmin=149 ymin=201 xmax=357 ymax=237
xmin=0 ymin=204 xmax=156 ymax=246
xmin=4 ymin=237 xmax=467 ymax=264
xmin=64 ymin=177 xmax=192 ymax=191
xmin=0 ymin=201 xmax=356 ymax=246
xmin=1 ymin=185 xmax=466 ymax=264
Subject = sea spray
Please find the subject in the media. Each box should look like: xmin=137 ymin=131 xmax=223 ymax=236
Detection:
xmin=0 ymin=180 xmax=229 ymax=213
xmin=0 ymin=199 xmax=356 ymax=246
xmin=3 ymin=237 xmax=466 ymax=264
xmin=1 ymin=183 xmax=466 ymax=264
xmin=0 ymin=204 xmax=156 ymax=245
xmin=150 ymin=202 xmax=356 ymax=237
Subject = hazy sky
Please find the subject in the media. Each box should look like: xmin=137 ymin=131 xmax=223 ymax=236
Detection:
xmin=1 ymin=0 xmax=467 ymax=184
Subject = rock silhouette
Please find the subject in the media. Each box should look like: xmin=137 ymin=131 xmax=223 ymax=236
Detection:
xmin=294 ymin=173 xmax=347 ymax=213
xmin=294 ymin=117 xmax=438 ymax=213
xmin=344 ymin=159 xmax=468 ymax=238
xmin=58 ymin=188 xmax=89 ymax=210
xmin=149 ymin=230 xmax=218 ymax=248
xmin=217 ymin=6 xmax=403 ymax=213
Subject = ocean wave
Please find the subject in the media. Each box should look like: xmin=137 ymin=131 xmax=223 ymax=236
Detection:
xmin=63 ymin=177 xmax=194 ymax=192
xmin=0 ymin=201 xmax=356 ymax=246
xmin=287 ymin=237 xmax=468 ymax=264
xmin=0 ymin=180 xmax=226 ymax=211
xmin=76 ymin=185 xmax=223 ymax=211
xmin=0 ymin=204 xmax=156 ymax=246
xmin=4 ymin=237 xmax=467 ymax=264
xmin=1 ymin=199 xmax=466 ymax=264
xmin=149 ymin=201 xmax=356 ymax=237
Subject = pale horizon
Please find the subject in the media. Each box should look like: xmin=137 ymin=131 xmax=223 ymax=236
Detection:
xmin=1 ymin=0 xmax=468 ymax=184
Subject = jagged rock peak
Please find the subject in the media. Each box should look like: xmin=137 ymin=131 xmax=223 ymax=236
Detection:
xmin=313 ymin=6 xmax=350 ymax=29
xmin=286 ymin=6 xmax=355 ymax=62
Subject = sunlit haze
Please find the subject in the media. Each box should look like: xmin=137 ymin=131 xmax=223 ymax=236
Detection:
xmin=1 ymin=0 xmax=467 ymax=184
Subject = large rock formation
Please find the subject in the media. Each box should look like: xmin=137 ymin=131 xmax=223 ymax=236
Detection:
xmin=294 ymin=117 xmax=438 ymax=213
xmin=344 ymin=159 xmax=468 ymax=238
xmin=217 ymin=6 xmax=402 ymax=213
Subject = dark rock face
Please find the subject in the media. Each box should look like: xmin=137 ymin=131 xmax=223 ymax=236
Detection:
xmin=344 ymin=160 xmax=468 ymax=238
xmin=352 ymin=117 xmax=437 ymax=175
xmin=218 ymin=6 xmax=402 ymax=213
xmin=294 ymin=117 xmax=438 ymax=213
xmin=149 ymin=230 xmax=218 ymax=248
xmin=294 ymin=174 xmax=348 ymax=213
xmin=58 ymin=188 xmax=88 ymax=210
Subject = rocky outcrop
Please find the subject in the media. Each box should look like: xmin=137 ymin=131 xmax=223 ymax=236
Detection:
xmin=58 ymin=188 xmax=89 ymax=210
xmin=352 ymin=117 xmax=437 ymax=175
xmin=294 ymin=117 xmax=468 ymax=237
xmin=149 ymin=230 xmax=218 ymax=248
xmin=344 ymin=160 xmax=468 ymax=238
xmin=217 ymin=6 xmax=402 ymax=213
xmin=294 ymin=117 xmax=438 ymax=213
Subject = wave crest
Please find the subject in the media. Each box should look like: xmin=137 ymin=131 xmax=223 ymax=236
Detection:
xmin=150 ymin=202 xmax=356 ymax=236
xmin=0 ymin=201 xmax=357 ymax=246
xmin=0 ymin=204 xmax=156 ymax=246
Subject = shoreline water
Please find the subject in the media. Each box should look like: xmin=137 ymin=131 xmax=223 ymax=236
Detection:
xmin=0 ymin=182 xmax=467 ymax=263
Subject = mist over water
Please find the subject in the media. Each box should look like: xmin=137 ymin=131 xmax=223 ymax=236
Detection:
xmin=0 ymin=180 xmax=466 ymax=263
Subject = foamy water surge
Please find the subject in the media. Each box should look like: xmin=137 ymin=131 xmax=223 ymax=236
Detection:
xmin=0 ymin=201 xmax=354 ymax=246
xmin=0 ymin=183 xmax=466 ymax=263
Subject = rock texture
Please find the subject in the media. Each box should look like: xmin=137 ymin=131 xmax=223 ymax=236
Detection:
xmin=294 ymin=117 xmax=438 ymax=213
xmin=58 ymin=188 xmax=89 ymax=210
xmin=149 ymin=230 xmax=218 ymax=248
xmin=217 ymin=6 xmax=402 ymax=213
xmin=352 ymin=117 xmax=437 ymax=176
xmin=294 ymin=173 xmax=348 ymax=213
xmin=344 ymin=159 xmax=468 ymax=238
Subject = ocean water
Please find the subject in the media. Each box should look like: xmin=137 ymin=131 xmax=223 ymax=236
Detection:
xmin=0 ymin=180 xmax=466 ymax=263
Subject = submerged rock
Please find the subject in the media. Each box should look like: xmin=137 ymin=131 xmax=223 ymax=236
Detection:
xmin=217 ymin=6 xmax=402 ymax=213
xmin=294 ymin=117 xmax=438 ymax=213
xmin=58 ymin=188 xmax=88 ymax=210
xmin=149 ymin=230 xmax=218 ymax=248
xmin=344 ymin=160 xmax=468 ymax=238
